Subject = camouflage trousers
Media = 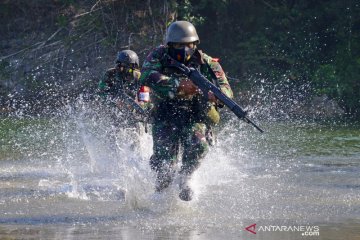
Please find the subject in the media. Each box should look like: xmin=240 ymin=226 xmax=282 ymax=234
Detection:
xmin=150 ymin=120 xmax=211 ymax=187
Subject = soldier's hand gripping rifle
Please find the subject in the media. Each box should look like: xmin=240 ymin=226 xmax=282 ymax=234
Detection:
xmin=165 ymin=57 xmax=264 ymax=133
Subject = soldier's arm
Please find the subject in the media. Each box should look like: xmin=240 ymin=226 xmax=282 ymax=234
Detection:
xmin=140 ymin=46 xmax=179 ymax=99
xmin=204 ymin=55 xmax=234 ymax=99
xmin=98 ymin=69 xmax=116 ymax=99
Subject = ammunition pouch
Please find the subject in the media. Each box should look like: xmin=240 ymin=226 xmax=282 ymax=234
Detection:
xmin=206 ymin=104 xmax=220 ymax=126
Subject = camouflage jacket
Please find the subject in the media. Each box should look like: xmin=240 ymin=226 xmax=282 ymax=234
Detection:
xmin=140 ymin=45 xmax=233 ymax=124
xmin=98 ymin=68 xmax=141 ymax=101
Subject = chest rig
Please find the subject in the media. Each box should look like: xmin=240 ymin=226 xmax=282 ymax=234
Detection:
xmin=112 ymin=71 xmax=139 ymax=100
xmin=152 ymin=50 xmax=217 ymax=125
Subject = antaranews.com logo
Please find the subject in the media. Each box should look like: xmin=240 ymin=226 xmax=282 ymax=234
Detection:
xmin=244 ymin=224 xmax=320 ymax=237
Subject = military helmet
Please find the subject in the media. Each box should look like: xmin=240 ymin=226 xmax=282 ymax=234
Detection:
xmin=165 ymin=21 xmax=200 ymax=45
xmin=115 ymin=50 xmax=139 ymax=67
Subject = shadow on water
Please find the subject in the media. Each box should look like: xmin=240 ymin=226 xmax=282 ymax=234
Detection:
xmin=1 ymin=98 xmax=360 ymax=239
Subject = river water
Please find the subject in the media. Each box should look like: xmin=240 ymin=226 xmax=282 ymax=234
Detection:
xmin=0 ymin=104 xmax=360 ymax=239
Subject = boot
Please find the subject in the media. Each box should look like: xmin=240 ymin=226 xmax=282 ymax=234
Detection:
xmin=155 ymin=169 xmax=174 ymax=192
xmin=178 ymin=174 xmax=193 ymax=201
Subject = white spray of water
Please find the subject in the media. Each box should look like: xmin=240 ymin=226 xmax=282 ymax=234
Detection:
xmin=54 ymin=99 xmax=154 ymax=204
xmin=41 ymin=98 xmax=251 ymax=216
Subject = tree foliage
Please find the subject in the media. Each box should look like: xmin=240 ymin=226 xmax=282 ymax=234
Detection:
xmin=186 ymin=0 xmax=360 ymax=117
xmin=0 ymin=0 xmax=359 ymax=118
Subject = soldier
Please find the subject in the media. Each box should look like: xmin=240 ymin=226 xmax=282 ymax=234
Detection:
xmin=140 ymin=21 xmax=233 ymax=201
xmin=98 ymin=50 xmax=150 ymax=153
xmin=98 ymin=49 xmax=150 ymax=122
xmin=99 ymin=50 xmax=142 ymax=105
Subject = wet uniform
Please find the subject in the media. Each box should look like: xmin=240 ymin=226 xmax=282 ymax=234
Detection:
xmin=140 ymin=45 xmax=233 ymax=179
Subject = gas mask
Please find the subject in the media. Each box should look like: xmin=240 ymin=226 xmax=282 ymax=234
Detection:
xmin=169 ymin=45 xmax=195 ymax=63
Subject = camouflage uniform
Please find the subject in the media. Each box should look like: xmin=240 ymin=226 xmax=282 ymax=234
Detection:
xmin=97 ymin=49 xmax=155 ymax=156
xmin=140 ymin=45 xmax=233 ymax=192
xmin=98 ymin=49 xmax=142 ymax=105
xmin=98 ymin=68 xmax=141 ymax=102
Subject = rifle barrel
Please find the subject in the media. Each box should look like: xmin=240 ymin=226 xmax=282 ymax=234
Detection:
xmin=188 ymin=68 xmax=264 ymax=133
xmin=163 ymin=55 xmax=264 ymax=133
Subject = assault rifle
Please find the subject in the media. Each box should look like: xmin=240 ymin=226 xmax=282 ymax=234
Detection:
xmin=164 ymin=56 xmax=264 ymax=133
xmin=115 ymin=90 xmax=149 ymax=132
xmin=116 ymin=90 xmax=146 ymax=115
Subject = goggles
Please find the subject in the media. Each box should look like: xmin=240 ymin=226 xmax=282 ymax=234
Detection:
xmin=116 ymin=63 xmax=138 ymax=73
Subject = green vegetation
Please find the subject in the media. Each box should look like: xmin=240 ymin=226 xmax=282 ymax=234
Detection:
xmin=0 ymin=118 xmax=32 ymax=160
xmin=184 ymin=0 xmax=360 ymax=118
xmin=0 ymin=0 xmax=359 ymax=118
xmin=0 ymin=118 xmax=61 ymax=160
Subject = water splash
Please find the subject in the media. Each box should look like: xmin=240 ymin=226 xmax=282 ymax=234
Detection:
xmin=1 ymin=95 xmax=360 ymax=235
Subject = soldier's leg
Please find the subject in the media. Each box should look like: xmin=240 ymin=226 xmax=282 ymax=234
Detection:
xmin=179 ymin=123 xmax=210 ymax=201
xmin=150 ymin=122 xmax=179 ymax=192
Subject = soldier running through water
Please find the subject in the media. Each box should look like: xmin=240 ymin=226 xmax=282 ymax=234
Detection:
xmin=98 ymin=50 xmax=149 ymax=114
xmin=98 ymin=50 xmax=151 ymax=151
xmin=140 ymin=21 xmax=234 ymax=201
